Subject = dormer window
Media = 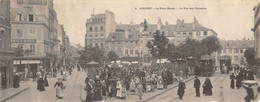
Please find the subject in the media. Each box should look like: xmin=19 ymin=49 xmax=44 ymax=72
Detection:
xmin=112 ymin=36 xmax=115 ymax=39
xmin=129 ymin=35 xmax=132 ymax=38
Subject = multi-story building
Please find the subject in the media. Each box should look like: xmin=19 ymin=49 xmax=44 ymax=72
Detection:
xmin=85 ymin=11 xmax=218 ymax=65
xmin=253 ymin=3 xmax=260 ymax=64
xmin=85 ymin=10 xmax=116 ymax=49
xmin=0 ymin=0 xmax=13 ymax=90
xmin=10 ymin=0 xmax=60 ymax=74
xmin=220 ymin=39 xmax=254 ymax=66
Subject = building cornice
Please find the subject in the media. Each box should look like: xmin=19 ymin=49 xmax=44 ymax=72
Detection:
xmin=11 ymin=21 xmax=51 ymax=31
xmin=0 ymin=24 xmax=11 ymax=29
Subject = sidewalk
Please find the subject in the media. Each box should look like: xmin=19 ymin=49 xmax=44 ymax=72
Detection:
xmin=0 ymin=70 xmax=75 ymax=102
xmin=106 ymin=76 xmax=195 ymax=102
xmin=0 ymin=81 xmax=32 ymax=102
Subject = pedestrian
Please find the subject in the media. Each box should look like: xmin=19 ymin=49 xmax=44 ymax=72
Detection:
xmin=93 ymin=79 xmax=102 ymax=101
xmin=230 ymin=73 xmax=235 ymax=89
xmin=121 ymin=85 xmax=127 ymax=99
xmin=37 ymin=76 xmax=45 ymax=91
xmin=236 ymin=72 xmax=243 ymax=89
xmin=44 ymin=75 xmax=49 ymax=87
xmin=116 ymin=79 xmax=123 ymax=98
xmin=218 ymin=86 xmax=224 ymax=102
xmin=243 ymin=84 xmax=254 ymax=102
xmin=24 ymin=67 xmax=28 ymax=78
xmin=203 ymin=76 xmax=213 ymax=96
xmin=54 ymin=78 xmax=64 ymax=99
xmin=177 ymin=78 xmax=186 ymax=100
xmin=13 ymin=73 xmax=20 ymax=88
xmin=101 ymin=80 xmax=107 ymax=101
xmin=162 ymin=68 xmax=168 ymax=89
xmin=194 ymin=76 xmax=201 ymax=97
xmin=86 ymin=79 xmax=94 ymax=102
xmin=136 ymin=82 xmax=143 ymax=100
xmin=129 ymin=79 xmax=136 ymax=92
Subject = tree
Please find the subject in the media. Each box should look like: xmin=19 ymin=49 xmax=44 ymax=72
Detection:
xmin=146 ymin=30 xmax=169 ymax=62
xmin=78 ymin=46 xmax=105 ymax=67
xmin=200 ymin=35 xmax=222 ymax=55
xmin=107 ymin=51 xmax=119 ymax=62
xmin=244 ymin=48 xmax=256 ymax=67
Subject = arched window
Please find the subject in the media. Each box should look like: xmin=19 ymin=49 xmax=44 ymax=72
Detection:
xmin=16 ymin=11 xmax=23 ymax=21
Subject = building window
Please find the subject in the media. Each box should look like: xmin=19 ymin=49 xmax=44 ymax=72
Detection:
xmin=100 ymin=26 xmax=103 ymax=31
xmin=204 ymin=31 xmax=207 ymax=36
xmin=89 ymin=34 xmax=92 ymax=37
xmin=240 ymin=49 xmax=243 ymax=53
xmin=112 ymin=36 xmax=115 ymax=40
xmin=125 ymin=49 xmax=128 ymax=54
xmin=17 ymin=29 xmax=23 ymax=37
xmin=101 ymin=34 xmax=103 ymax=37
xmin=30 ymin=44 xmax=35 ymax=52
xmin=129 ymin=35 xmax=132 ymax=38
xmin=95 ymin=27 xmax=98 ymax=31
xmin=17 ymin=13 xmax=22 ymax=21
xmin=29 ymin=29 xmax=36 ymax=37
xmin=196 ymin=31 xmax=200 ymax=36
xmin=95 ymin=43 xmax=98 ymax=47
xmin=227 ymin=43 xmax=230 ymax=46
xmin=89 ymin=27 xmax=92 ymax=31
xmin=18 ymin=44 xmax=23 ymax=49
xmin=223 ymin=49 xmax=226 ymax=53
xmin=183 ymin=32 xmax=186 ymax=36
xmin=29 ymin=14 xmax=34 ymax=22
xmin=135 ymin=50 xmax=138 ymax=54
xmin=229 ymin=49 xmax=232 ymax=53
xmin=189 ymin=32 xmax=192 ymax=36
xmin=130 ymin=49 xmax=133 ymax=55
xmin=100 ymin=43 xmax=103 ymax=49
xmin=95 ymin=34 xmax=98 ymax=37
xmin=235 ymin=56 xmax=238 ymax=61
xmin=235 ymin=49 xmax=239 ymax=53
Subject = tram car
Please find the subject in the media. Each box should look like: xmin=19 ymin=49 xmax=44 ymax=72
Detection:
xmin=219 ymin=56 xmax=231 ymax=74
xmin=200 ymin=55 xmax=215 ymax=76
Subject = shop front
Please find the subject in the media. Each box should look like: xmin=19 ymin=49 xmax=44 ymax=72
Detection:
xmin=0 ymin=52 xmax=13 ymax=90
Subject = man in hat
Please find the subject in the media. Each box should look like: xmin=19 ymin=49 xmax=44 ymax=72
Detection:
xmin=194 ymin=76 xmax=201 ymax=97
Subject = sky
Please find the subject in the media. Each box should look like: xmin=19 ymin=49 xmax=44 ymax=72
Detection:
xmin=53 ymin=0 xmax=259 ymax=46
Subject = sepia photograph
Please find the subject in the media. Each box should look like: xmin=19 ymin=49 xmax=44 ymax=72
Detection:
xmin=0 ymin=0 xmax=260 ymax=102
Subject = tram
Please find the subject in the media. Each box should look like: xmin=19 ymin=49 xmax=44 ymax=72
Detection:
xmin=200 ymin=55 xmax=215 ymax=76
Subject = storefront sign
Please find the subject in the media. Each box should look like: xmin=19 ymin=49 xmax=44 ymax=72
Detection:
xmin=14 ymin=60 xmax=41 ymax=64
xmin=12 ymin=39 xmax=36 ymax=43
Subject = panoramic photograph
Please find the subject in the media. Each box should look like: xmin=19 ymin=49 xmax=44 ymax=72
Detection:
xmin=1 ymin=0 xmax=260 ymax=102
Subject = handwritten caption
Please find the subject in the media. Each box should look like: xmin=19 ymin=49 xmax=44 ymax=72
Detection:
xmin=135 ymin=7 xmax=207 ymax=10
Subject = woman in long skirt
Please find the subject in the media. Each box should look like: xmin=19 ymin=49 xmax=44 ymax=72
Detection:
xmin=101 ymin=80 xmax=107 ymax=101
xmin=136 ymin=83 xmax=143 ymax=100
xmin=54 ymin=78 xmax=64 ymax=99
xmin=230 ymin=73 xmax=235 ymax=89
xmin=236 ymin=72 xmax=243 ymax=89
xmin=177 ymin=79 xmax=186 ymax=100
xmin=37 ymin=76 xmax=45 ymax=91
xmin=116 ymin=80 xmax=123 ymax=98
xmin=129 ymin=79 xmax=136 ymax=92
xmin=13 ymin=73 xmax=20 ymax=88
xmin=44 ymin=76 xmax=49 ymax=87
xmin=203 ymin=76 xmax=213 ymax=96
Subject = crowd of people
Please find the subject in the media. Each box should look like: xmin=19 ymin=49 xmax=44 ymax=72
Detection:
xmin=81 ymin=65 xmax=182 ymax=102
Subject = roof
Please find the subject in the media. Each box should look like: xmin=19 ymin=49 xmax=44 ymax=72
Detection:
xmin=87 ymin=61 xmax=99 ymax=65
xmin=106 ymin=32 xmax=126 ymax=41
xmin=220 ymin=39 xmax=254 ymax=49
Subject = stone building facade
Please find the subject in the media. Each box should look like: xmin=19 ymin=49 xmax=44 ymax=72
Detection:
xmin=10 ymin=0 xmax=61 ymax=74
xmin=220 ymin=39 xmax=254 ymax=66
xmin=0 ymin=0 xmax=13 ymax=90
xmin=85 ymin=11 xmax=218 ymax=65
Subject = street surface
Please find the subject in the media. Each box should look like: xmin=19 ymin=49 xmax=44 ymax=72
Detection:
xmin=7 ymin=70 xmax=249 ymax=102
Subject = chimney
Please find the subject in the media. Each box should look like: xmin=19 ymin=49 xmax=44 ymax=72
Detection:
xmin=165 ymin=21 xmax=168 ymax=26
